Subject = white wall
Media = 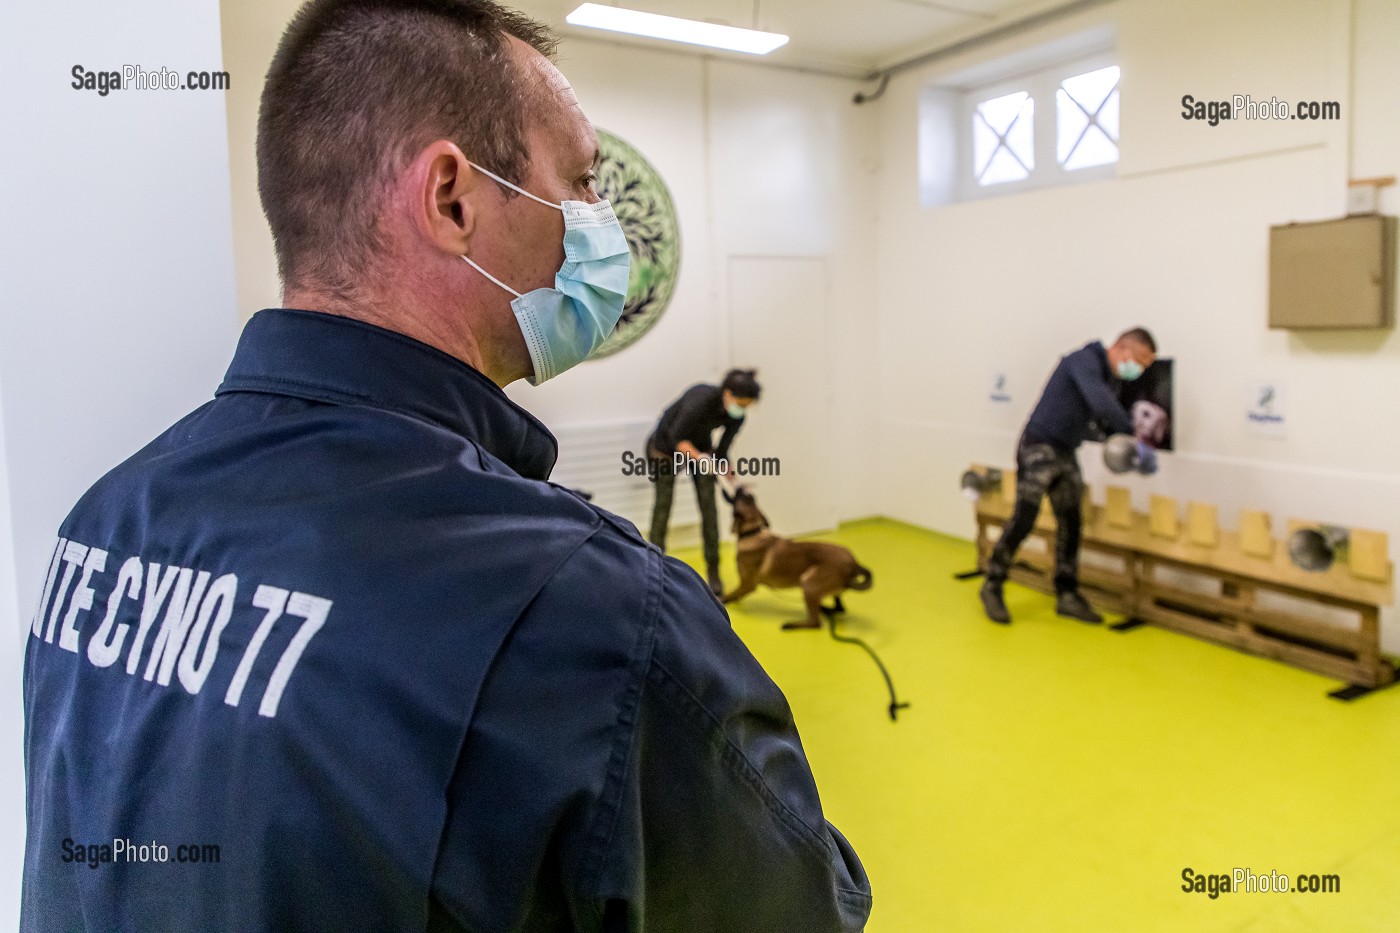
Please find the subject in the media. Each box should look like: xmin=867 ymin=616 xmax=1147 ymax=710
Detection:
xmin=0 ymin=0 xmax=239 ymax=922
xmin=222 ymin=0 xmax=289 ymax=323
xmin=874 ymin=0 xmax=1400 ymax=647
xmin=0 ymin=367 xmax=20 ymax=926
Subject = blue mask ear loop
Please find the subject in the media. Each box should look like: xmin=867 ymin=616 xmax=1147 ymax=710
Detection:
xmin=466 ymin=161 xmax=566 ymax=210
xmin=460 ymin=161 xmax=567 ymax=297
xmin=461 ymin=255 xmax=522 ymax=298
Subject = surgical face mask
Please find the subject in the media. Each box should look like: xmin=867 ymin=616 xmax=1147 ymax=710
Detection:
xmin=726 ymin=402 xmax=747 ymax=419
xmin=461 ymin=161 xmax=631 ymax=385
xmin=1116 ymin=359 xmax=1144 ymax=381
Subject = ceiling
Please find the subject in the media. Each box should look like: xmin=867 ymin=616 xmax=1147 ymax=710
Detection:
xmin=511 ymin=0 xmax=1042 ymax=77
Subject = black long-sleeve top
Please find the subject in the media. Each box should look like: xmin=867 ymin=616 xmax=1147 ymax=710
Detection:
xmin=649 ymin=384 xmax=743 ymax=460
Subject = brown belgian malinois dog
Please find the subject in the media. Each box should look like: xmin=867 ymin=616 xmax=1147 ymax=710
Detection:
xmin=719 ymin=485 xmax=873 ymax=629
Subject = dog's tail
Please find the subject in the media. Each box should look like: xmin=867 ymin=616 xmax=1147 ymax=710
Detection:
xmin=847 ymin=564 xmax=873 ymax=591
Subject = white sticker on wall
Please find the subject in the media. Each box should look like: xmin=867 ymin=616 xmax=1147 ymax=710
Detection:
xmin=989 ymin=372 xmax=1012 ymax=405
xmin=1245 ymin=381 xmax=1287 ymax=437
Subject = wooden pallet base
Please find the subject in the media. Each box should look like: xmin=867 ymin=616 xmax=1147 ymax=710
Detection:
xmin=975 ymin=513 xmax=1395 ymax=691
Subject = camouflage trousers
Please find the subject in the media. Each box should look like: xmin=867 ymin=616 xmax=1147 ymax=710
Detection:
xmin=986 ymin=441 xmax=1085 ymax=595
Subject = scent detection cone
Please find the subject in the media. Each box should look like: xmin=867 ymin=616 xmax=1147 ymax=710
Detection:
xmin=960 ymin=468 xmax=1003 ymax=501
xmin=1103 ymin=434 xmax=1140 ymax=474
xmin=1287 ymin=525 xmax=1350 ymax=573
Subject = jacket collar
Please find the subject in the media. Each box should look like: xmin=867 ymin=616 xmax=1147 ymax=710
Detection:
xmin=216 ymin=309 xmax=558 ymax=480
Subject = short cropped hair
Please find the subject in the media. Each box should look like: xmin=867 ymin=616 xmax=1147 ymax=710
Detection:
xmin=1117 ymin=327 xmax=1157 ymax=354
xmin=722 ymin=369 xmax=762 ymax=401
xmin=257 ymin=0 xmax=556 ymax=290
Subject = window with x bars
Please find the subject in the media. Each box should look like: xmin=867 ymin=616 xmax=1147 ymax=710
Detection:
xmin=971 ymin=64 xmax=1120 ymax=188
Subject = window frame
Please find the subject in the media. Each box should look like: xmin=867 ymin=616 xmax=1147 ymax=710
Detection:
xmin=957 ymin=50 xmax=1119 ymax=201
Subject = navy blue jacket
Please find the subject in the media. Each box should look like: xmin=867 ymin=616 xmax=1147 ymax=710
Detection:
xmin=1021 ymin=341 xmax=1134 ymax=452
xmin=22 ymin=308 xmax=871 ymax=932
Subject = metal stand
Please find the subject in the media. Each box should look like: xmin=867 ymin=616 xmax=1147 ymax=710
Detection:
xmin=1328 ymin=680 xmax=1399 ymax=702
xmin=954 ymin=560 xmax=1036 ymax=582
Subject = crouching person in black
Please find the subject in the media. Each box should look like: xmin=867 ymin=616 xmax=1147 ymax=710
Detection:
xmin=647 ymin=369 xmax=760 ymax=595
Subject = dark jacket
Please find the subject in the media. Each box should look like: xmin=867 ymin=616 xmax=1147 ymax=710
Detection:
xmin=1021 ymin=341 xmax=1134 ymax=452
xmin=22 ymin=308 xmax=870 ymax=932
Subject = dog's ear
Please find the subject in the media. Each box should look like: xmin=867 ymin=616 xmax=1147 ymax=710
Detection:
xmin=720 ymin=486 xmax=735 ymax=504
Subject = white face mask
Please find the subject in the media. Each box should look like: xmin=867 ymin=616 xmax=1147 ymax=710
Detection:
xmin=460 ymin=161 xmax=631 ymax=385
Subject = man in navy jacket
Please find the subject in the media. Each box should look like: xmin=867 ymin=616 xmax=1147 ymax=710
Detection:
xmin=21 ymin=1 xmax=870 ymax=930
xmin=980 ymin=329 xmax=1157 ymax=626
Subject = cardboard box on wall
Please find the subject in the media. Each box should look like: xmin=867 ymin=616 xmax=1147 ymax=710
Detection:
xmin=1268 ymin=215 xmax=1395 ymax=329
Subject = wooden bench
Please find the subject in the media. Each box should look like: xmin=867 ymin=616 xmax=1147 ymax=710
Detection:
xmin=967 ymin=464 xmax=1396 ymax=691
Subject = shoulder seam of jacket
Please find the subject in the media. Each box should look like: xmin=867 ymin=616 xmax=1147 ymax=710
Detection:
xmin=577 ymin=538 xmax=664 ymax=910
xmin=428 ymin=517 xmax=612 ymax=909
xmin=647 ymin=654 xmax=844 ymax=874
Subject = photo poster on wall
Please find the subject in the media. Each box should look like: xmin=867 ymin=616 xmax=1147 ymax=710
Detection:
xmin=589 ymin=128 xmax=681 ymax=360
xmin=1116 ymin=358 xmax=1175 ymax=451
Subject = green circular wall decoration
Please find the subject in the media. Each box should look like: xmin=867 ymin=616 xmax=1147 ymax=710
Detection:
xmin=591 ymin=128 xmax=680 ymax=359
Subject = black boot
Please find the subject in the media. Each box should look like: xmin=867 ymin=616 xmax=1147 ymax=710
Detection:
xmin=1055 ymin=590 xmax=1103 ymax=624
xmin=980 ymin=581 xmax=1011 ymax=624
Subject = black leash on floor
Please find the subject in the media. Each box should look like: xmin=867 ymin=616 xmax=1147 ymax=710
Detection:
xmin=824 ymin=612 xmax=909 ymax=722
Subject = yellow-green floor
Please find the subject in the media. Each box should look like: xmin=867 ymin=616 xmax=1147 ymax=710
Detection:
xmin=672 ymin=518 xmax=1400 ymax=933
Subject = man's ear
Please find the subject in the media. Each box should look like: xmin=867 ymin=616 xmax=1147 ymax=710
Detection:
xmin=411 ymin=140 xmax=479 ymax=256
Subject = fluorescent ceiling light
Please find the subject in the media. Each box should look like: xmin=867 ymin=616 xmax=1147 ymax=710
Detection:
xmin=565 ymin=3 xmax=789 ymax=55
